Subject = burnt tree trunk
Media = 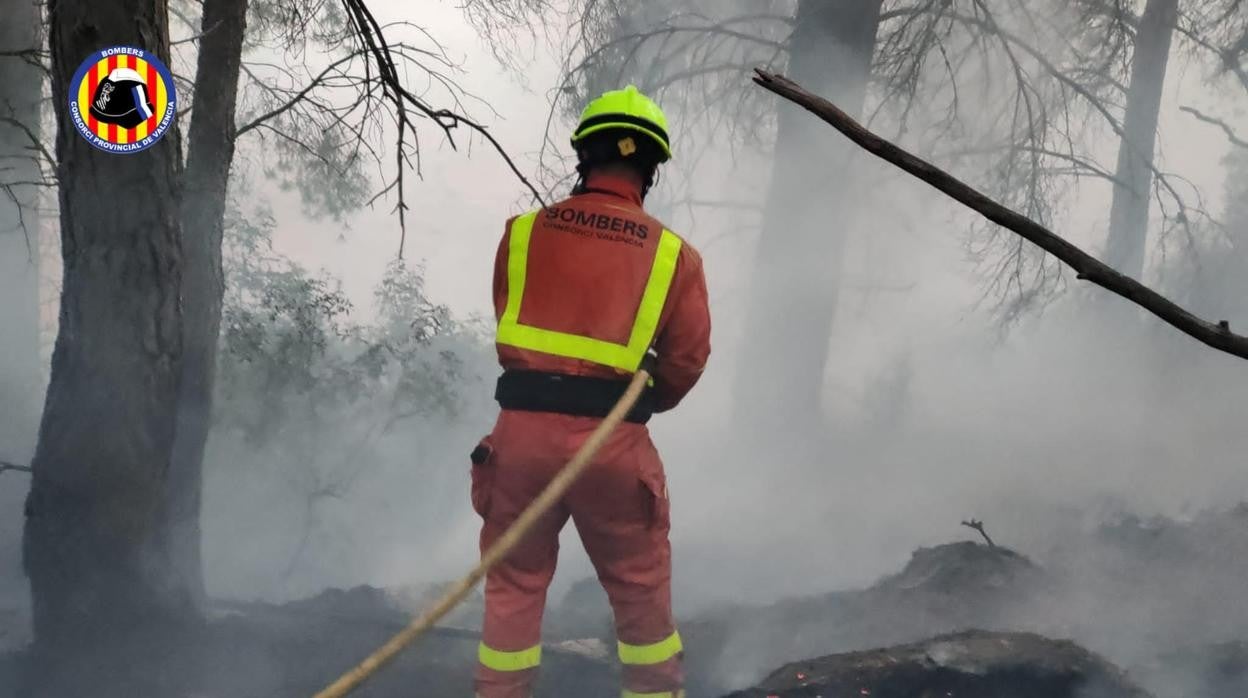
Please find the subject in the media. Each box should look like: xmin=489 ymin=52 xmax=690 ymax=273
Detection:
xmin=735 ymin=0 xmax=883 ymax=426
xmin=23 ymin=0 xmax=191 ymax=658
xmin=1103 ymin=0 xmax=1178 ymax=280
xmin=0 ymin=0 xmax=45 ymax=458
xmin=163 ymin=0 xmax=249 ymax=611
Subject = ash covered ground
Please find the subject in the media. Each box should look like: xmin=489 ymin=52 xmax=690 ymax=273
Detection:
xmin=6 ymin=504 xmax=1247 ymax=697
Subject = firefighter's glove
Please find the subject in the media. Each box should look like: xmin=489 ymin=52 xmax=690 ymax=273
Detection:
xmin=640 ymin=351 xmax=658 ymax=376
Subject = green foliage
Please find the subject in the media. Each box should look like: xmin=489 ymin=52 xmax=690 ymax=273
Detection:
xmin=261 ymin=127 xmax=370 ymax=222
xmin=207 ymin=196 xmax=496 ymax=595
xmin=234 ymin=0 xmax=372 ymax=223
xmin=365 ymin=258 xmax=465 ymax=410
xmin=215 ymin=198 xmax=487 ymax=446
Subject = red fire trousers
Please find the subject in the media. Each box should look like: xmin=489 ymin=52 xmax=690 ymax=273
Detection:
xmin=471 ymin=409 xmax=683 ymax=698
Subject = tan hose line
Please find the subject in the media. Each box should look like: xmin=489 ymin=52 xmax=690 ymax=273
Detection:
xmin=312 ymin=368 xmax=653 ymax=698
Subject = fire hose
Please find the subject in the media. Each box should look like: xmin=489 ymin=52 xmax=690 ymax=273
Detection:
xmin=312 ymin=367 xmax=653 ymax=698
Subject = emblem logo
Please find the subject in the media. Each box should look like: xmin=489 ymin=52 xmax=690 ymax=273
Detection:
xmin=68 ymin=46 xmax=177 ymax=154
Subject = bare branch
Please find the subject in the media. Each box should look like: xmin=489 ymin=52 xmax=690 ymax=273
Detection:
xmin=0 ymin=47 xmax=48 ymax=73
xmin=0 ymin=460 xmax=32 ymax=475
xmin=0 ymin=112 xmax=53 ymax=262
xmin=1180 ymin=105 xmax=1248 ymax=150
xmin=339 ymin=0 xmax=546 ymax=257
xmin=235 ymin=48 xmax=372 ymax=137
xmin=961 ymin=518 xmax=996 ymax=548
xmin=939 ymin=8 xmax=1198 ymax=234
xmin=0 ymin=116 xmax=55 ymax=169
xmin=753 ymin=69 xmax=1248 ymax=362
xmin=1173 ymin=18 xmax=1248 ymax=92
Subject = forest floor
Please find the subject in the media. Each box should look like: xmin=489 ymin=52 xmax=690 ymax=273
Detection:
xmin=4 ymin=506 xmax=1248 ymax=696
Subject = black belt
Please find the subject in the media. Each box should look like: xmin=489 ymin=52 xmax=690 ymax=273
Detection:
xmin=495 ymin=370 xmax=655 ymax=424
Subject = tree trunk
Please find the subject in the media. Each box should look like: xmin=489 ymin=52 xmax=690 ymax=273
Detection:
xmin=735 ymin=0 xmax=883 ymax=427
xmin=1103 ymin=0 xmax=1178 ymax=280
xmin=0 ymin=0 xmax=45 ymax=459
xmin=23 ymin=0 xmax=190 ymax=660
xmin=163 ymin=0 xmax=248 ymax=611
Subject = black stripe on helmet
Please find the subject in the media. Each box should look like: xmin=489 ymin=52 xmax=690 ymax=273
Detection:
xmin=573 ymin=113 xmax=669 ymax=148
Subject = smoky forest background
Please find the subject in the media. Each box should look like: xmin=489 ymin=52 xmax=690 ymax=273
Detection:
xmin=2 ymin=0 xmax=1248 ymax=696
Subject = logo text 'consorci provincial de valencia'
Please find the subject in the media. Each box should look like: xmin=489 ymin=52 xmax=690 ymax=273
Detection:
xmin=68 ymin=46 xmax=177 ymax=154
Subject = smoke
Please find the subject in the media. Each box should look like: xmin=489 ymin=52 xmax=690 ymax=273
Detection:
xmin=2 ymin=1 xmax=1247 ymax=696
xmin=530 ymin=0 xmax=1248 ymax=692
xmin=198 ymin=2 xmax=1248 ymax=692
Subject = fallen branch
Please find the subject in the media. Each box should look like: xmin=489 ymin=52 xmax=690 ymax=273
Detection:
xmin=961 ymin=519 xmax=996 ymax=548
xmin=753 ymin=69 xmax=1248 ymax=362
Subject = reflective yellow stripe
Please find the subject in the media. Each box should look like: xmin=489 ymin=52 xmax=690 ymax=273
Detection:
xmin=477 ymin=642 xmax=541 ymax=672
xmin=497 ymin=210 xmax=683 ymax=372
xmin=621 ymin=690 xmax=685 ymax=698
xmin=618 ymin=630 xmax=683 ymax=666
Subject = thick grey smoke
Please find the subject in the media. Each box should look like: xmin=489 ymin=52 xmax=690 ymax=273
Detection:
xmin=1 ymin=1 xmax=1246 ymax=696
xmin=131 ymin=0 xmax=1248 ymax=657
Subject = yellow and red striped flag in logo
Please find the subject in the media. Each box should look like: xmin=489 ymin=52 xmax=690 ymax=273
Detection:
xmin=77 ymin=53 xmax=169 ymax=145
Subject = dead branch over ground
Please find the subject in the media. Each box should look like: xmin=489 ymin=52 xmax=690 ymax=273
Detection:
xmin=962 ymin=519 xmax=996 ymax=548
xmin=752 ymin=69 xmax=1248 ymax=362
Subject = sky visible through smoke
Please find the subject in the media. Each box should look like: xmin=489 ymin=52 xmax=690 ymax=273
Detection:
xmin=2 ymin=0 xmax=1248 ymax=692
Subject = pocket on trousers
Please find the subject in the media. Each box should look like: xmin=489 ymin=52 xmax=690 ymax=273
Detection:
xmin=639 ymin=469 xmax=671 ymax=531
xmin=469 ymin=437 xmax=496 ymax=519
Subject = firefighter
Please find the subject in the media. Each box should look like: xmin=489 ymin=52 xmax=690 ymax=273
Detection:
xmin=471 ymin=84 xmax=711 ymax=698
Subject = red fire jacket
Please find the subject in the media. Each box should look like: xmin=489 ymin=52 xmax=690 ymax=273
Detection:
xmin=492 ymin=172 xmax=711 ymax=412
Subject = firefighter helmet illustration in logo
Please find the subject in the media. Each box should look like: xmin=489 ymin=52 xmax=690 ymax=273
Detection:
xmin=68 ymin=47 xmax=177 ymax=154
xmin=90 ymin=67 xmax=156 ymax=129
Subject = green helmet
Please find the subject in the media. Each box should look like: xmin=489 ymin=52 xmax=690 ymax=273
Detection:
xmin=571 ymin=85 xmax=672 ymax=162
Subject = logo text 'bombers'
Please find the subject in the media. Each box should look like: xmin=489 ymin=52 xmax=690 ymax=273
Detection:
xmin=68 ymin=46 xmax=177 ymax=154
